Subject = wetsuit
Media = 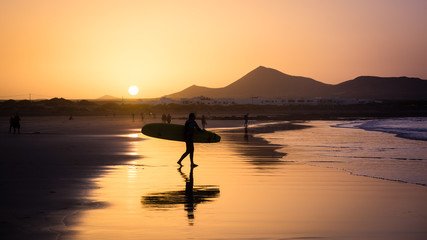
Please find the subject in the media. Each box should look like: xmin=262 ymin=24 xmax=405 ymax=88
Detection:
xmin=184 ymin=119 xmax=202 ymax=153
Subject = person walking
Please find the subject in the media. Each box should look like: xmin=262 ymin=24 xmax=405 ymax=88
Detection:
xmin=9 ymin=115 xmax=14 ymax=133
xmin=201 ymin=115 xmax=207 ymax=130
xmin=177 ymin=113 xmax=204 ymax=167
xmin=244 ymin=113 xmax=249 ymax=129
xmin=13 ymin=113 xmax=21 ymax=134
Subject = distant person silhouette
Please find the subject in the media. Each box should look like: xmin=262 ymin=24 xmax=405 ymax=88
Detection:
xmin=12 ymin=114 xmax=21 ymax=134
xmin=177 ymin=113 xmax=204 ymax=167
xmin=167 ymin=114 xmax=172 ymax=124
xmin=9 ymin=115 xmax=14 ymax=133
xmin=244 ymin=113 xmax=249 ymax=128
xmin=201 ymin=115 xmax=207 ymax=130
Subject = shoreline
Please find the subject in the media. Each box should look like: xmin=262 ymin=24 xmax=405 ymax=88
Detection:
xmin=217 ymin=121 xmax=311 ymax=166
xmin=255 ymin=120 xmax=427 ymax=187
xmin=331 ymin=118 xmax=427 ymax=142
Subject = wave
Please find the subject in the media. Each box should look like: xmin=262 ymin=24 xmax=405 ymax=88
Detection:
xmin=259 ymin=119 xmax=427 ymax=186
xmin=333 ymin=117 xmax=427 ymax=141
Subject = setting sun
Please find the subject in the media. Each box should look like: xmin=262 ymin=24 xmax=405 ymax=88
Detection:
xmin=128 ymin=86 xmax=139 ymax=96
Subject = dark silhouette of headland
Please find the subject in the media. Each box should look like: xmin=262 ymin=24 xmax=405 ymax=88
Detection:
xmin=165 ymin=66 xmax=427 ymax=100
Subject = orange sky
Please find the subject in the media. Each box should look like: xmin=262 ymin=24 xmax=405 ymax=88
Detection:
xmin=1 ymin=0 xmax=426 ymax=99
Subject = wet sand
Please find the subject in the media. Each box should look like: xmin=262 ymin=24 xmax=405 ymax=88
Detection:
xmin=1 ymin=117 xmax=427 ymax=239
xmin=0 ymin=116 xmax=143 ymax=239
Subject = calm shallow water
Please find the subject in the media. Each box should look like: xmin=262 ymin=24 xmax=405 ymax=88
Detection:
xmin=68 ymin=123 xmax=427 ymax=240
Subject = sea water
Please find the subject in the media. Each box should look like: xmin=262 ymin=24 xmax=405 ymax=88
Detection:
xmin=258 ymin=118 xmax=427 ymax=186
xmin=335 ymin=117 xmax=427 ymax=141
xmin=69 ymin=119 xmax=427 ymax=239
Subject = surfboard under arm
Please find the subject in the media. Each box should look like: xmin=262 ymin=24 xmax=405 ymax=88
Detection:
xmin=141 ymin=123 xmax=221 ymax=143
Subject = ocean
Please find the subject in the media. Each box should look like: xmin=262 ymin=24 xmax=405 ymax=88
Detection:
xmin=258 ymin=118 xmax=427 ymax=186
xmin=59 ymin=117 xmax=427 ymax=239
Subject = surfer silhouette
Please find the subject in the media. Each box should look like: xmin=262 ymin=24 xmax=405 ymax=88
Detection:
xmin=177 ymin=113 xmax=204 ymax=167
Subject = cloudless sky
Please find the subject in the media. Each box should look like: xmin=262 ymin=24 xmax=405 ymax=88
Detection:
xmin=1 ymin=0 xmax=426 ymax=99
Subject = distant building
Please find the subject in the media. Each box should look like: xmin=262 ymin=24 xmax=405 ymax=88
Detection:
xmin=141 ymin=96 xmax=379 ymax=106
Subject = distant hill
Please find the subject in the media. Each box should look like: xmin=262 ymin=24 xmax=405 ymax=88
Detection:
xmin=97 ymin=95 xmax=120 ymax=100
xmin=166 ymin=66 xmax=331 ymax=99
xmin=165 ymin=66 xmax=427 ymax=100
xmin=333 ymin=76 xmax=427 ymax=100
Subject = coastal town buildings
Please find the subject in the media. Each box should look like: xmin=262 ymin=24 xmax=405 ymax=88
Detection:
xmin=139 ymin=96 xmax=380 ymax=106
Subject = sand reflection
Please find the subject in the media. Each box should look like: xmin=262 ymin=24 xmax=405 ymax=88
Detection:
xmin=141 ymin=167 xmax=220 ymax=225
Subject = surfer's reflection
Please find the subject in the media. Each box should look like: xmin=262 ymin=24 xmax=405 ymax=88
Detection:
xmin=179 ymin=166 xmax=195 ymax=222
xmin=141 ymin=166 xmax=220 ymax=225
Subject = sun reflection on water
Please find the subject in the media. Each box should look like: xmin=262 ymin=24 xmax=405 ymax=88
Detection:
xmin=127 ymin=133 xmax=139 ymax=138
xmin=127 ymin=165 xmax=137 ymax=179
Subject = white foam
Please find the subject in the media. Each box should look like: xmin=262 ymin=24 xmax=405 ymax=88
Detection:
xmin=260 ymin=120 xmax=427 ymax=186
xmin=334 ymin=118 xmax=427 ymax=141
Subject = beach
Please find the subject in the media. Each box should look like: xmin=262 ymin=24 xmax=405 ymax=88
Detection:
xmin=0 ymin=116 xmax=142 ymax=239
xmin=1 ymin=116 xmax=427 ymax=239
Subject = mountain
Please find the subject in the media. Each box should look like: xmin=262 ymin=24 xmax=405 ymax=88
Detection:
xmin=164 ymin=66 xmax=427 ymax=100
xmin=97 ymin=95 xmax=120 ymax=100
xmin=333 ymin=76 xmax=427 ymax=100
xmin=166 ymin=66 xmax=332 ymax=99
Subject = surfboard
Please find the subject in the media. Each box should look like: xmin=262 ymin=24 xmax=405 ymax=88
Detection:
xmin=141 ymin=123 xmax=221 ymax=143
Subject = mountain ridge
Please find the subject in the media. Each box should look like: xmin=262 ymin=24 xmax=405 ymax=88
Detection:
xmin=97 ymin=95 xmax=120 ymax=100
xmin=164 ymin=66 xmax=427 ymax=100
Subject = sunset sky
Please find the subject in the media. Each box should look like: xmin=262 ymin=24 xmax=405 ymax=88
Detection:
xmin=1 ymin=0 xmax=426 ymax=99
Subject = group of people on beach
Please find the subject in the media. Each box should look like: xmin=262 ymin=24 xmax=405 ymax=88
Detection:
xmin=161 ymin=113 xmax=172 ymax=124
xmin=9 ymin=114 xmax=21 ymax=134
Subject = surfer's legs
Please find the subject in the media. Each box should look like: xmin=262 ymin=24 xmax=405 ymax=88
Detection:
xmin=188 ymin=141 xmax=197 ymax=166
xmin=178 ymin=141 xmax=196 ymax=165
xmin=178 ymin=152 xmax=188 ymax=165
xmin=190 ymin=155 xmax=197 ymax=167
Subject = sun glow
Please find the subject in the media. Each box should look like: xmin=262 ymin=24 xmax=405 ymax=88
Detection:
xmin=128 ymin=86 xmax=139 ymax=96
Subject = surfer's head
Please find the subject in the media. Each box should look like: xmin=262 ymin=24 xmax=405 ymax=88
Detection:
xmin=189 ymin=113 xmax=196 ymax=120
